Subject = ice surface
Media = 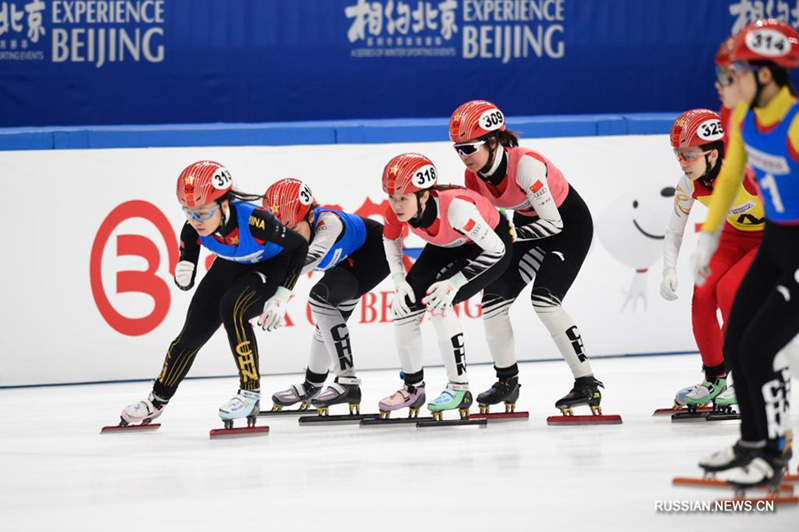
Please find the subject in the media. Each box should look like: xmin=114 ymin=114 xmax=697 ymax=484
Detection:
xmin=1 ymin=354 xmax=795 ymax=531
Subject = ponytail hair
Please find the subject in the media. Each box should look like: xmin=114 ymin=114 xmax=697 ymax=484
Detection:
xmin=222 ymin=189 xmax=264 ymax=204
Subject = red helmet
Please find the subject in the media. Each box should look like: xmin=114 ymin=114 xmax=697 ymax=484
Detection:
xmin=730 ymin=18 xmax=799 ymax=69
xmin=382 ymin=153 xmax=438 ymax=195
xmin=263 ymin=178 xmax=315 ymax=228
xmin=670 ymin=109 xmax=725 ymax=149
xmin=715 ymin=35 xmax=737 ymax=67
xmin=176 ymin=160 xmax=233 ymax=207
xmin=449 ymin=100 xmax=506 ymax=143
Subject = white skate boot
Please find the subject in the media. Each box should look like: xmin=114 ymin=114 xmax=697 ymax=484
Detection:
xmin=120 ymin=392 xmax=165 ymax=426
xmin=219 ymin=390 xmax=260 ymax=429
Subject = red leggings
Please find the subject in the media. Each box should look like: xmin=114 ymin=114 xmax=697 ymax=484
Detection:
xmin=691 ymin=228 xmax=762 ymax=371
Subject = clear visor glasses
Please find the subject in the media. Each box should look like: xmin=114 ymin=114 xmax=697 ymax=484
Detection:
xmin=715 ymin=65 xmax=735 ymax=87
xmin=673 ymin=148 xmax=711 ymax=164
xmin=453 ymin=140 xmax=486 ymax=156
xmin=183 ymin=204 xmax=220 ymax=221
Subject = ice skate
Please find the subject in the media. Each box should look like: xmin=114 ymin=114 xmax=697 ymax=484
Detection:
xmin=653 ymin=384 xmax=713 ymax=416
xmin=714 ymin=383 xmax=737 ymax=407
xmin=360 ymin=384 xmax=428 ymax=427
xmin=267 ymin=381 xmax=322 ymax=415
xmin=310 ymin=376 xmax=362 ymax=415
xmin=210 ymin=390 xmax=269 ymax=438
xmin=721 ymin=445 xmax=797 ymax=505
xmin=378 ymin=383 xmax=426 ymax=419
xmin=412 ymin=382 xmax=486 ymax=428
xmin=684 ymin=377 xmax=726 ymax=406
xmin=299 ymin=377 xmax=381 ymax=425
xmin=102 ymin=393 xmax=165 ymax=433
xmin=472 ymin=377 xmax=529 ymax=422
xmin=547 ymin=377 xmax=622 ymax=425
xmin=477 ymin=376 xmax=520 ymax=413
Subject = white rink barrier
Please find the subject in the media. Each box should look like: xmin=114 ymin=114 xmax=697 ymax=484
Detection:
xmin=1 ymin=135 xmax=707 ymax=386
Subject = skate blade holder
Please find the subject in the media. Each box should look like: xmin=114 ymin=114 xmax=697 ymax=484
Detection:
xmin=653 ymin=405 xmax=714 ymax=416
xmin=361 ymin=408 xmax=426 ymax=427
xmin=546 ymin=406 xmax=622 ymax=426
xmin=673 ymin=477 xmax=795 ymax=493
xmin=300 ymin=413 xmax=379 ymax=425
xmin=100 ymin=422 xmax=161 ymax=434
xmin=472 ymin=403 xmax=529 ymax=422
xmin=259 ymin=402 xmax=316 ymax=416
xmin=416 ymin=409 xmax=487 ymax=428
xmin=209 ymin=426 xmax=270 ymax=439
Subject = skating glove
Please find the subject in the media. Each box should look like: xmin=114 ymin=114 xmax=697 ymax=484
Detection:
xmin=691 ymin=231 xmax=720 ymax=287
xmin=174 ymin=260 xmax=196 ymax=291
xmin=423 ymin=273 xmax=467 ymax=316
xmin=659 ymin=267 xmax=678 ymax=301
xmin=258 ymin=287 xmax=291 ymax=332
xmin=391 ymin=273 xmax=416 ymax=318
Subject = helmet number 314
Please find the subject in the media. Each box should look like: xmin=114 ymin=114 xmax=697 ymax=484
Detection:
xmin=747 ymin=29 xmax=789 ymax=56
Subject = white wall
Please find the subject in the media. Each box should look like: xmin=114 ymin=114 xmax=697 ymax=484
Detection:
xmin=0 ymin=135 xmax=704 ymax=386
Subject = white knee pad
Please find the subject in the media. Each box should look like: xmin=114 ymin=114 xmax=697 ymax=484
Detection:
xmin=394 ymin=311 xmax=425 ymax=375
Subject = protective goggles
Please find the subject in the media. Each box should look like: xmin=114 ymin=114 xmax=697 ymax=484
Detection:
xmin=673 ymin=148 xmax=712 ymax=163
xmin=731 ymin=61 xmax=760 ymax=77
xmin=183 ymin=204 xmax=220 ymax=221
xmin=715 ymin=65 xmax=735 ymax=87
xmin=453 ymin=140 xmax=486 ymax=156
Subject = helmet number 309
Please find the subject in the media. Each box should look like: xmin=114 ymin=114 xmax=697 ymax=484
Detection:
xmin=413 ymin=164 xmax=437 ymax=189
xmin=212 ymin=168 xmax=233 ymax=190
xmin=479 ymin=110 xmax=504 ymax=131
xmin=746 ymin=29 xmax=789 ymax=57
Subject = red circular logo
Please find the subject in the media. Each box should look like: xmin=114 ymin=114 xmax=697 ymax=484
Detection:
xmin=90 ymin=201 xmax=179 ymax=336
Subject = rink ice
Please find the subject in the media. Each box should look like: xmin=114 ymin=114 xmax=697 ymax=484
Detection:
xmin=0 ymin=354 xmax=796 ymax=532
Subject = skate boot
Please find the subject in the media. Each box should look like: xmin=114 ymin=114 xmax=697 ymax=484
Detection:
xmin=698 ymin=440 xmax=763 ymax=475
xmin=684 ymin=376 xmax=727 ymax=408
xmin=714 ymin=383 xmax=737 ymax=407
xmin=673 ymin=384 xmax=699 ymax=409
xmin=271 ymin=381 xmax=321 ymax=411
xmin=555 ymin=376 xmax=603 ymax=415
xmin=219 ymin=389 xmax=260 ymax=429
xmin=477 ymin=376 xmax=520 ymax=414
xmin=727 ymin=447 xmax=793 ymax=494
xmin=427 ymin=382 xmax=473 ymax=420
xmin=311 ymin=376 xmax=362 ymax=415
xmin=120 ymin=392 xmax=166 ymax=426
xmin=377 ymin=383 xmax=426 ymax=419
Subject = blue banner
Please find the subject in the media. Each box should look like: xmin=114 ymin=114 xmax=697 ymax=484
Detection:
xmin=0 ymin=0 xmax=794 ymax=127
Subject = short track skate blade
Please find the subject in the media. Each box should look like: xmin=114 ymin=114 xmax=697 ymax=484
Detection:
xmin=258 ymin=409 xmax=316 ymax=417
xmin=360 ymin=417 xmax=432 ymax=427
xmin=209 ymin=426 xmax=270 ymax=439
xmin=469 ymin=411 xmax=530 ymax=422
xmin=672 ymin=477 xmax=795 ymax=493
xmin=705 ymin=411 xmax=741 ymax=422
xmin=546 ymin=414 xmax=622 ymax=426
xmin=299 ymin=414 xmax=379 ymax=425
xmin=653 ymin=406 xmax=714 ymax=416
xmin=416 ymin=418 xmax=487 ymax=428
xmin=671 ymin=411 xmax=711 ymax=423
xmin=100 ymin=423 xmax=161 ymax=433
xmin=784 ymin=474 xmax=799 ymax=483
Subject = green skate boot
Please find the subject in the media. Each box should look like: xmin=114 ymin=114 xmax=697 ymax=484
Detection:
xmin=427 ymin=382 xmax=473 ymax=421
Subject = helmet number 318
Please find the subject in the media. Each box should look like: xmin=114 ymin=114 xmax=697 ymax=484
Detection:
xmin=413 ymin=165 xmax=437 ymax=189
